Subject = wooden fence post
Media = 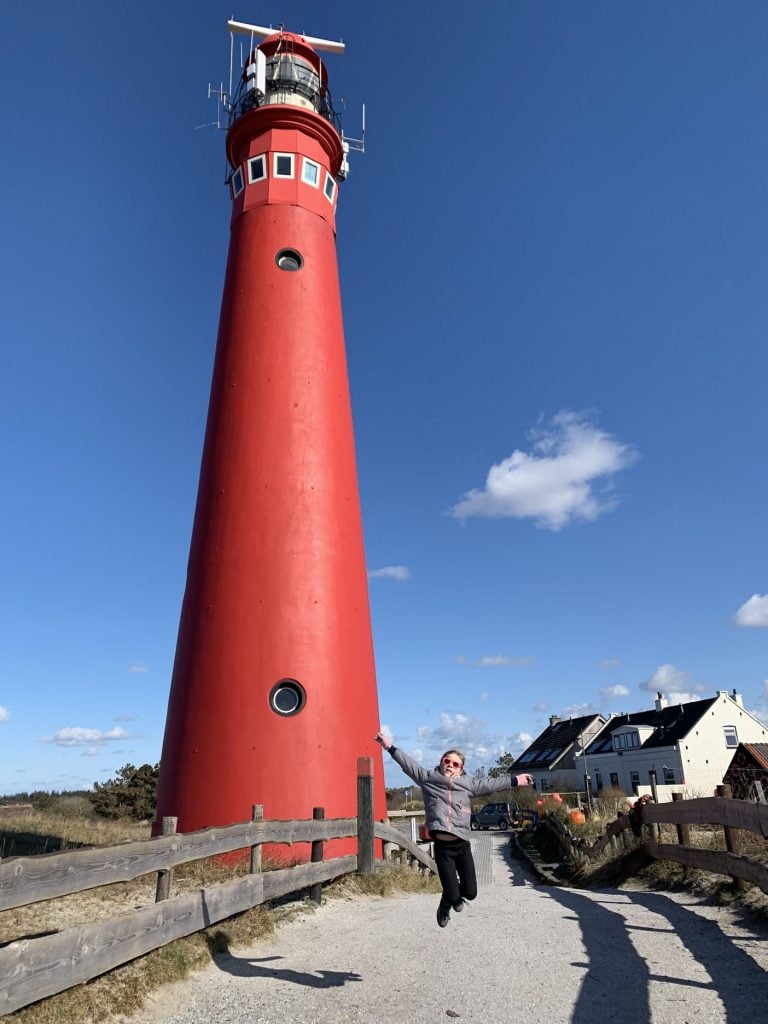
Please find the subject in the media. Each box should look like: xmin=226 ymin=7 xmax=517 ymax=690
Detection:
xmin=671 ymin=792 xmax=690 ymax=846
xmin=309 ymin=807 xmax=325 ymax=903
xmin=716 ymin=784 xmax=748 ymax=892
xmin=357 ymin=756 xmax=375 ymax=876
xmin=154 ymin=816 xmax=177 ymax=902
xmin=648 ymin=770 xmax=660 ymax=839
xmin=672 ymin=792 xmax=690 ymax=879
xmin=250 ymin=804 xmax=263 ymax=874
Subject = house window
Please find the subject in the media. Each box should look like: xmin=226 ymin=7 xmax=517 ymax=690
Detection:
xmin=274 ymin=153 xmax=295 ymax=178
xmin=231 ymin=166 xmax=244 ymax=198
xmin=610 ymin=773 xmax=619 ymax=788
xmin=630 ymin=772 xmax=639 ymax=794
xmin=595 ymin=772 xmax=603 ymax=792
xmin=664 ymin=768 xmax=675 ymax=785
xmin=247 ymin=155 xmax=266 ymax=183
xmin=723 ymin=725 xmax=738 ymax=748
xmin=323 ymin=172 xmax=337 ymax=203
xmin=614 ymin=734 xmax=626 ymax=750
xmin=626 ymin=731 xmax=640 ymax=749
xmin=302 ymin=158 xmax=321 ymax=187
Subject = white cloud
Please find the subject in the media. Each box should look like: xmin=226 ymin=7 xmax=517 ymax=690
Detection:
xmin=533 ymin=702 xmax=548 ymax=713
xmin=449 ymin=410 xmax=637 ymax=531
xmin=474 ymin=655 xmax=535 ymax=668
xmin=732 ymin=594 xmax=768 ymax=628
xmin=599 ymin=684 xmax=630 ymax=704
xmin=665 ymin=692 xmax=704 ymax=705
xmin=599 ymin=658 xmax=622 ymax=669
xmin=128 ymin=662 xmax=148 ymax=674
xmin=368 ymin=566 xmax=411 ymax=582
xmin=42 ymin=726 xmax=129 ymax=747
xmin=0 ymin=706 xmax=10 ymax=723
xmin=452 ymin=655 xmax=466 ymax=665
xmin=479 ymin=692 xmax=490 ymax=702
xmin=416 ymin=712 xmax=510 ymax=768
xmin=507 ymin=732 xmax=533 ymax=754
xmin=639 ymin=664 xmax=708 ymax=704
xmin=81 ymin=748 xmax=100 ymax=757
xmin=562 ymin=701 xmax=598 ymax=718
xmin=746 ymin=680 xmax=768 ymax=725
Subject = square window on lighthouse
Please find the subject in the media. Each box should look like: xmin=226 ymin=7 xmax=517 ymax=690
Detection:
xmin=302 ymin=158 xmax=321 ymax=187
xmin=274 ymin=153 xmax=295 ymax=178
xmin=323 ymin=173 xmax=337 ymax=204
xmin=230 ymin=166 xmax=244 ymax=199
xmin=247 ymin=155 xmax=266 ymax=184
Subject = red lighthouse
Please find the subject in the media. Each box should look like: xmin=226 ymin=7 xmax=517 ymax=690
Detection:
xmin=155 ymin=20 xmax=385 ymax=854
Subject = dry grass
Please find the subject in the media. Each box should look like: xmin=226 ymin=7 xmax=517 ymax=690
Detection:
xmin=1 ymin=812 xmax=440 ymax=1024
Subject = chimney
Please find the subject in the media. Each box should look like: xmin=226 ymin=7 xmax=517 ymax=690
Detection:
xmin=655 ymin=692 xmax=668 ymax=712
xmin=549 ymin=714 xmax=561 ymax=727
xmin=731 ymin=688 xmax=744 ymax=708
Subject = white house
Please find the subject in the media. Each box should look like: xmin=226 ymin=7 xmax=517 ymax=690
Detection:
xmin=573 ymin=690 xmax=768 ymax=799
xmin=513 ymin=713 xmax=606 ymax=792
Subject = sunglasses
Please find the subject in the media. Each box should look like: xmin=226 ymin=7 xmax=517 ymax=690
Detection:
xmin=442 ymin=757 xmax=462 ymax=769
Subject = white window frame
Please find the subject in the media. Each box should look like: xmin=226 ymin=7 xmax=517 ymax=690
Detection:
xmin=301 ymin=157 xmax=321 ymax=188
xmin=323 ymin=172 xmax=337 ymax=204
xmin=723 ymin=725 xmax=738 ymax=748
xmin=231 ymin=166 xmax=245 ymax=198
xmin=247 ymin=154 xmax=267 ymax=184
xmin=273 ymin=152 xmax=295 ymax=179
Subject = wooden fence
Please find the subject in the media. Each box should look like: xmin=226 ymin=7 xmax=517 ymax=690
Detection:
xmin=0 ymin=759 xmax=436 ymax=1016
xmin=561 ymin=784 xmax=768 ymax=894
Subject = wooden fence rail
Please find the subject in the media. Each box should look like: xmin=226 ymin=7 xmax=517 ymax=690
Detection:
xmin=0 ymin=760 xmax=437 ymax=1015
xmin=572 ymin=786 xmax=768 ymax=896
xmin=0 ymin=816 xmax=358 ymax=913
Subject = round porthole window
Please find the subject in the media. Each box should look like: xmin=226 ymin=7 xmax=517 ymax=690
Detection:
xmin=269 ymin=679 xmax=306 ymax=716
xmin=275 ymin=248 xmax=303 ymax=271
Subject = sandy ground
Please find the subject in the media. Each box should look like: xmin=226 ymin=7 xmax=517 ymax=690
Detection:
xmin=116 ymin=834 xmax=768 ymax=1024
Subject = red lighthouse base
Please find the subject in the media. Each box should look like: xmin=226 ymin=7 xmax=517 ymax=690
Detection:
xmin=154 ymin=96 xmax=386 ymax=857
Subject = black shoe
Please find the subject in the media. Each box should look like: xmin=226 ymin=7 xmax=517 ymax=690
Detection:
xmin=453 ymin=899 xmax=465 ymax=913
xmin=437 ymin=907 xmax=450 ymax=927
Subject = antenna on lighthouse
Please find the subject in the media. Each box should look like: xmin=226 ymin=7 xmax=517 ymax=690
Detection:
xmin=227 ymin=19 xmax=345 ymax=53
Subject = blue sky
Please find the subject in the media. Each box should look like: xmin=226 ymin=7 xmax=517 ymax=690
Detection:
xmin=1 ymin=2 xmax=767 ymax=796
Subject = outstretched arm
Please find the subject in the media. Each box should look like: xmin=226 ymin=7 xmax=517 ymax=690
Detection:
xmin=472 ymin=771 xmax=534 ymax=796
xmin=375 ymin=730 xmax=432 ymax=785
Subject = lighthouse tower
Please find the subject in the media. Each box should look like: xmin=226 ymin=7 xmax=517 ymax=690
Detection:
xmin=155 ymin=20 xmax=386 ymax=852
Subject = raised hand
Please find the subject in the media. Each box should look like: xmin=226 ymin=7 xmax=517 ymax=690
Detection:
xmin=514 ymin=773 xmax=534 ymax=787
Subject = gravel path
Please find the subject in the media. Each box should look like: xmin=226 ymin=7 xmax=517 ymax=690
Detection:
xmin=121 ymin=835 xmax=768 ymax=1024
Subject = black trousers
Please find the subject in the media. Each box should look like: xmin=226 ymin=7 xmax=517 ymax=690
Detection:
xmin=434 ymin=837 xmax=477 ymax=910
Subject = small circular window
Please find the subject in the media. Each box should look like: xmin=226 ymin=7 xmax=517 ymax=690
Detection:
xmin=275 ymin=248 xmax=303 ymax=271
xmin=269 ymin=679 xmax=306 ymax=716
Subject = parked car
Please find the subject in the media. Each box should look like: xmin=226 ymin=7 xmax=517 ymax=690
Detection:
xmin=470 ymin=801 xmax=520 ymax=831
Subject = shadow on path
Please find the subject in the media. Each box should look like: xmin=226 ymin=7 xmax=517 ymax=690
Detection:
xmin=498 ymin=836 xmax=534 ymax=886
xmin=206 ymin=933 xmax=362 ymax=989
xmin=545 ymin=887 xmax=651 ymax=1024
xmin=626 ymin=889 xmax=768 ymax=1022
xmin=547 ymin=885 xmax=768 ymax=1023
